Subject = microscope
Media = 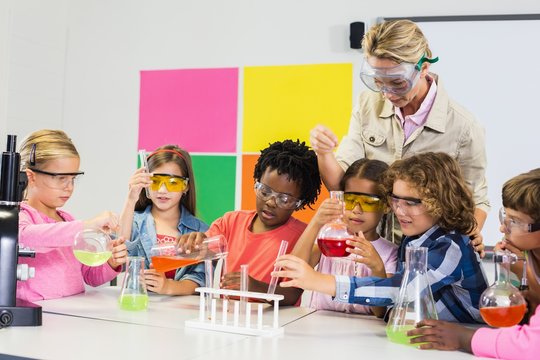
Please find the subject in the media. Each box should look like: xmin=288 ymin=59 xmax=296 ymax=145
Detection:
xmin=0 ymin=134 xmax=42 ymax=327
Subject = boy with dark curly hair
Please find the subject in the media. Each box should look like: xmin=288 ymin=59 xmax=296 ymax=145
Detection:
xmin=178 ymin=139 xmax=321 ymax=305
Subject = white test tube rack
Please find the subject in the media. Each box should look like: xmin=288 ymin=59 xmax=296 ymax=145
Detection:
xmin=185 ymin=287 xmax=285 ymax=337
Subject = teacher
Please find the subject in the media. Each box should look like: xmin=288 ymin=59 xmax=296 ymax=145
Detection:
xmin=311 ymin=19 xmax=489 ymax=255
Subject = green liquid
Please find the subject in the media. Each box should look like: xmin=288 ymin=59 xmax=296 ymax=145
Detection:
xmin=73 ymin=250 xmax=112 ymax=266
xmin=119 ymin=294 xmax=148 ymax=311
xmin=386 ymin=325 xmax=416 ymax=345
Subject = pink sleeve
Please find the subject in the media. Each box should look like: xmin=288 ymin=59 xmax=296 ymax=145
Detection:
xmin=384 ymin=245 xmax=399 ymax=274
xmin=81 ymin=263 xmax=120 ymax=287
xmin=472 ymin=306 xmax=540 ymax=360
xmin=19 ymin=208 xmax=84 ymax=251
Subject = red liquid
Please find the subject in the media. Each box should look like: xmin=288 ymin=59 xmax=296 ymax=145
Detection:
xmin=151 ymin=256 xmax=200 ymax=272
xmin=480 ymin=304 xmax=527 ymax=327
xmin=317 ymin=238 xmax=353 ymax=257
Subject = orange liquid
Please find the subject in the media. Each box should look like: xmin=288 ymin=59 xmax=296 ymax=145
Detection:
xmin=151 ymin=256 xmax=200 ymax=272
xmin=480 ymin=304 xmax=526 ymax=327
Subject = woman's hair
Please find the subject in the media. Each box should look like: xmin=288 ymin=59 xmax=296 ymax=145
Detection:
xmin=135 ymin=145 xmax=197 ymax=215
xmin=19 ymin=129 xmax=80 ymax=170
xmin=253 ymin=139 xmax=321 ymax=210
xmin=362 ymin=19 xmax=432 ymax=64
xmin=381 ymin=152 xmax=476 ymax=234
xmin=502 ymin=168 xmax=540 ymax=223
xmin=339 ymin=158 xmax=389 ymax=197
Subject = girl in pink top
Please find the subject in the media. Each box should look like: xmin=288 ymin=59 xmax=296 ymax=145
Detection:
xmin=17 ymin=129 xmax=127 ymax=302
xmin=407 ymin=168 xmax=540 ymax=360
xmin=291 ymin=158 xmax=398 ymax=316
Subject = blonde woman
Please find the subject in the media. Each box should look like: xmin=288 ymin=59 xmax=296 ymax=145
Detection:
xmin=310 ymin=20 xmax=488 ymax=255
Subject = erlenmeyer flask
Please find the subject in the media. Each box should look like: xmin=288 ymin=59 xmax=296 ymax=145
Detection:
xmin=479 ymin=250 xmax=526 ymax=327
xmin=316 ymin=191 xmax=353 ymax=257
xmin=118 ymin=256 xmax=148 ymax=311
xmin=386 ymin=246 xmax=437 ymax=345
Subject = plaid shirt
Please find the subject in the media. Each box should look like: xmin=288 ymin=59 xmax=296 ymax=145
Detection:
xmin=334 ymin=225 xmax=488 ymax=323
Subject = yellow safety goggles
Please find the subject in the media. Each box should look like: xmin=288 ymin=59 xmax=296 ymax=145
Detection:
xmin=150 ymin=173 xmax=188 ymax=192
xmin=343 ymin=192 xmax=385 ymax=212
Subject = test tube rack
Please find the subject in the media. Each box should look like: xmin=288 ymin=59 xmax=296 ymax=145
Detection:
xmin=185 ymin=287 xmax=284 ymax=337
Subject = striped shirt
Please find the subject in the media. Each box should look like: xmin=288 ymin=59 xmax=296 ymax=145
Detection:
xmin=334 ymin=225 xmax=488 ymax=323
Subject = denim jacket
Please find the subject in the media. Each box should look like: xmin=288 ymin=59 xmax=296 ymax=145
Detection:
xmin=126 ymin=205 xmax=209 ymax=286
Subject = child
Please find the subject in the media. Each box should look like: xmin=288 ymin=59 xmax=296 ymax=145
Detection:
xmin=407 ymin=168 xmax=540 ymax=360
xmin=17 ymin=129 xmax=127 ymax=302
xmin=177 ymin=139 xmax=321 ymax=305
xmin=291 ymin=158 xmax=398 ymax=315
xmin=120 ymin=145 xmax=208 ymax=295
xmin=274 ymin=152 xmax=488 ymax=321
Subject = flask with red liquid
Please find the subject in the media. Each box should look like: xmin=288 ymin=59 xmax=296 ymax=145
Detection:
xmin=479 ymin=250 xmax=526 ymax=327
xmin=316 ymin=191 xmax=353 ymax=257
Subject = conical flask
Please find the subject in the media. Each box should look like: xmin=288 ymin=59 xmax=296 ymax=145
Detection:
xmin=386 ymin=246 xmax=437 ymax=345
xmin=479 ymin=250 xmax=526 ymax=327
xmin=316 ymin=191 xmax=353 ymax=257
xmin=118 ymin=256 xmax=148 ymax=311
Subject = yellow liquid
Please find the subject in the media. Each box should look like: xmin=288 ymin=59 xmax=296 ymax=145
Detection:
xmin=386 ymin=325 xmax=416 ymax=345
xmin=73 ymin=250 xmax=112 ymax=266
xmin=119 ymin=294 xmax=148 ymax=311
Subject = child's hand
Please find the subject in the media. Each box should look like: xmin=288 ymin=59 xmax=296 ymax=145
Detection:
xmin=107 ymin=236 xmax=128 ymax=269
xmin=272 ymin=254 xmax=328 ymax=292
xmin=406 ymin=319 xmax=475 ymax=352
xmin=144 ymin=269 xmax=170 ymax=294
xmin=127 ymin=168 xmax=152 ymax=202
xmin=220 ymin=272 xmax=259 ymax=291
xmin=469 ymin=228 xmax=485 ymax=259
xmin=176 ymin=232 xmax=206 ymax=254
xmin=346 ymin=233 xmax=385 ymax=276
xmin=84 ymin=211 xmax=119 ymax=232
xmin=312 ymin=198 xmax=344 ymax=227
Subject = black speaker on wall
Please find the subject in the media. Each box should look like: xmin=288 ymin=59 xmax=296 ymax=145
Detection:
xmin=350 ymin=22 xmax=365 ymax=49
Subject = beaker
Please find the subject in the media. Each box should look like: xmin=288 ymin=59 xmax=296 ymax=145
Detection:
xmin=386 ymin=246 xmax=437 ymax=345
xmin=316 ymin=191 xmax=353 ymax=257
xmin=479 ymin=250 xmax=526 ymax=327
xmin=149 ymin=235 xmax=228 ymax=273
xmin=118 ymin=256 xmax=148 ymax=311
xmin=73 ymin=229 xmax=113 ymax=266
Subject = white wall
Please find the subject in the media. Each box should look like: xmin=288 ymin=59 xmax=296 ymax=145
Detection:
xmin=3 ymin=0 xmax=540 ymax=244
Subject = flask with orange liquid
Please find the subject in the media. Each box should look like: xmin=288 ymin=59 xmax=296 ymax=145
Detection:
xmin=479 ymin=250 xmax=526 ymax=327
xmin=316 ymin=191 xmax=353 ymax=257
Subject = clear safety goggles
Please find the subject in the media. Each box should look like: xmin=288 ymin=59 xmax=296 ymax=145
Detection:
xmin=360 ymin=55 xmax=438 ymax=96
xmin=254 ymin=181 xmax=303 ymax=210
xmin=343 ymin=192 xmax=385 ymax=212
xmin=150 ymin=173 xmax=188 ymax=192
xmin=29 ymin=167 xmax=84 ymax=190
xmin=389 ymin=193 xmax=427 ymax=216
xmin=499 ymin=207 xmax=540 ymax=234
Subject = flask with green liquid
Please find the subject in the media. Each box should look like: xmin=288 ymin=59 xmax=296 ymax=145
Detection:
xmin=118 ymin=256 xmax=148 ymax=311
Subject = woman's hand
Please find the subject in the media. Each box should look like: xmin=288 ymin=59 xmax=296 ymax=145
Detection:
xmin=310 ymin=125 xmax=338 ymax=156
xmin=107 ymin=236 xmax=128 ymax=269
xmin=406 ymin=319 xmax=475 ymax=352
xmin=127 ymin=168 xmax=152 ymax=202
xmin=346 ymin=233 xmax=385 ymax=276
xmin=84 ymin=211 xmax=119 ymax=232
xmin=144 ymin=269 xmax=171 ymax=294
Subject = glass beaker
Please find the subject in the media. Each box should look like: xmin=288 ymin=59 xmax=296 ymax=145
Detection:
xmin=316 ymin=191 xmax=353 ymax=257
xmin=73 ymin=229 xmax=113 ymax=266
xmin=386 ymin=246 xmax=437 ymax=345
xmin=150 ymin=235 xmax=228 ymax=273
xmin=479 ymin=250 xmax=526 ymax=327
xmin=118 ymin=256 xmax=148 ymax=311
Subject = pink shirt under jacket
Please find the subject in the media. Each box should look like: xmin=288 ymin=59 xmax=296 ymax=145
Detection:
xmin=16 ymin=203 xmax=120 ymax=302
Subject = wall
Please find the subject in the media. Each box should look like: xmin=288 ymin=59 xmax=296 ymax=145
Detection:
xmin=2 ymin=0 xmax=540 ymax=244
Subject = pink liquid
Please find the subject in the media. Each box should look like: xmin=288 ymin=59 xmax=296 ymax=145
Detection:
xmin=317 ymin=238 xmax=353 ymax=257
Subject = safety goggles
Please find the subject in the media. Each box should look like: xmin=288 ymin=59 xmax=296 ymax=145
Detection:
xmin=150 ymin=173 xmax=188 ymax=192
xmin=360 ymin=55 xmax=438 ymax=96
xmin=343 ymin=192 xmax=385 ymax=212
xmin=28 ymin=167 xmax=84 ymax=190
xmin=389 ymin=193 xmax=427 ymax=216
xmin=499 ymin=207 xmax=540 ymax=234
xmin=254 ymin=181 xmax=303 ymax=210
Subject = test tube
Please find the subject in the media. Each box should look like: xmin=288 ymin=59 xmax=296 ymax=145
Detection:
xmin=267 ymin=240 xmax=289 ymax=294
xmin=138 ymin=149 xmax=150 ymax=198
xmin=240 ymin=264 xmax=249 ymax=313
xmin=520 ymin=250 xmax=529 ymax=291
